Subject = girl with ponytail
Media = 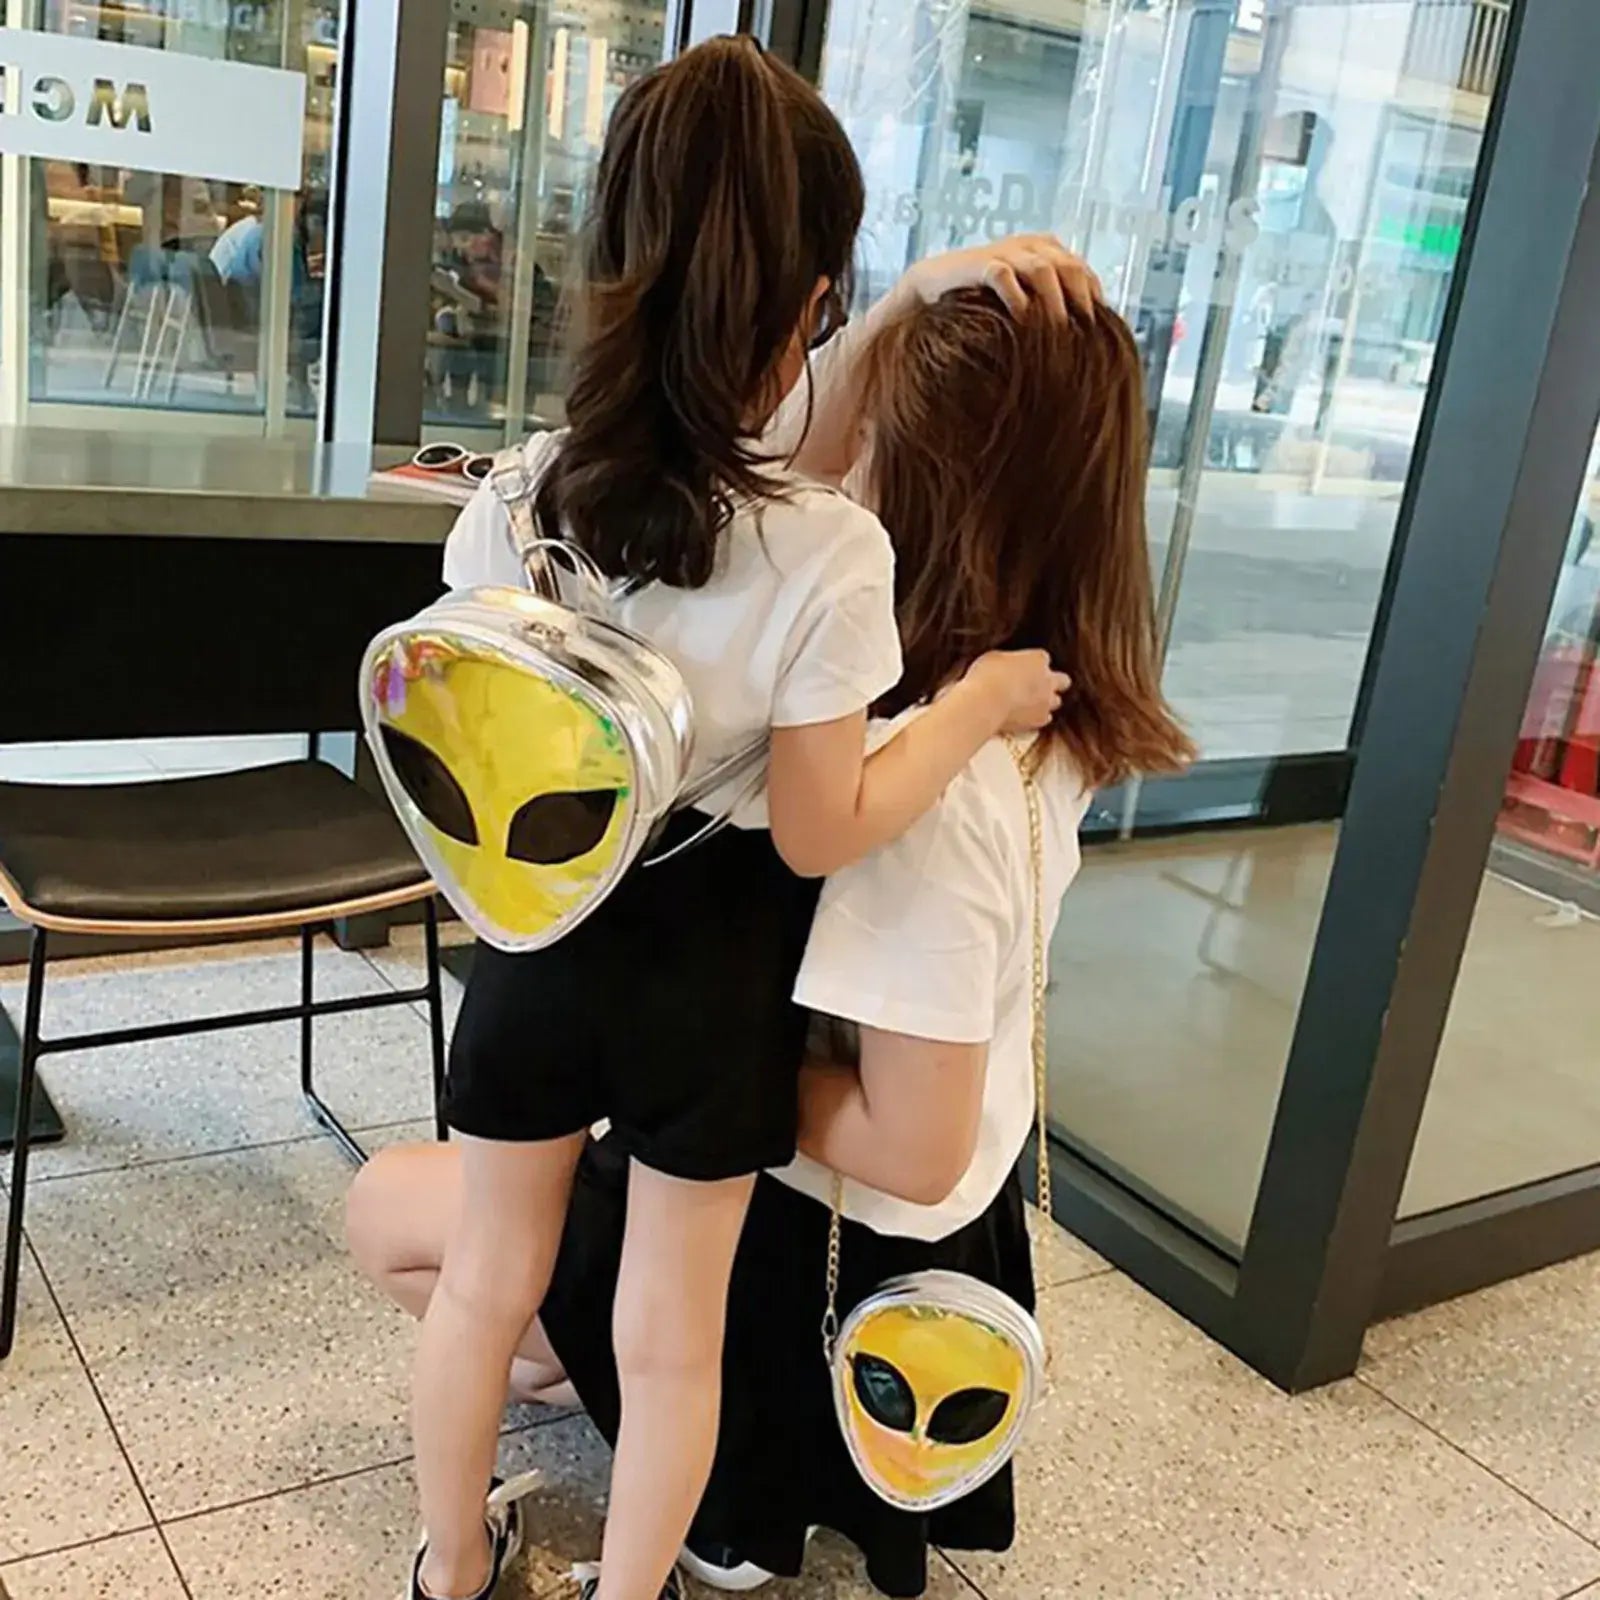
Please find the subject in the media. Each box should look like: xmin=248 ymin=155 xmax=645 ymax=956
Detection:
xmin=402 ymin=37 xmax=1080 ymax=1600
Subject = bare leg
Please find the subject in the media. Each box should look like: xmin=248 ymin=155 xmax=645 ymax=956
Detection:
xmin=595 ymin=1162 xmax=754 ymax=1600
xmin=345 ymin=1144 xmax=572 ymax=1401
xmin=412 ymin=1132 xmax=585 ymax=1598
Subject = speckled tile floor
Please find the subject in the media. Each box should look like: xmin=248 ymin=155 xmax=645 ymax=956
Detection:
xmin=3 ymin=931 xmax=1600 ymax=1599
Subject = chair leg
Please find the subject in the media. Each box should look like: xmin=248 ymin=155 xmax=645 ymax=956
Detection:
xmin=137 ymin=285 xmax=173 ymax=400
xmin=300 ymin=922 xmax=316 ymax=1097
xmin=1 ymin=930 xmax=48 ymax=1362
xmin=163 ymin=296 xmax=191 ymax=403
xmin=104 ymin=286 xmax=137 ymax=388
xmin=298 ymin=925 xmax=366 ymax=1169
xmin=134 ymin=282 xmax=169 ymax=396
xmin=423 ymin=899 xmax=448 ymax=1142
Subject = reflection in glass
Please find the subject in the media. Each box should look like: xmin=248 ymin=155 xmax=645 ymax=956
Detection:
xmin=423 ymin=0 xmax=668 ymax=440
xmin=1046 ymin=824 xmax=1335 ymax=1249
xmin=821 ymin=0 xmax=1501 ymax=763
xmin=1402 ymin=434 xmax=1600 ymax=1219
xmin=23 ymin=0 xmax=339 ymax=422
xmin=816 ymin=0 xmax=1504 ymax=1249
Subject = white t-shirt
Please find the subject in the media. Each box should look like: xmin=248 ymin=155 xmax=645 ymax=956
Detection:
xmin=440 ymin=431 xmax=903 ymax=821
xmin=772 ymin=725 xmax=1091 ymax=1242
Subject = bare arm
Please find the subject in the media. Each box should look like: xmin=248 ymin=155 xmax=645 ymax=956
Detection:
xmin=788 ymin=237 xmax=1103 ymax=484
xmin=785 ymin=292 xmax=904 ymax=485
xmin=797 ymin=1028 xmax=987 ymax=1206
xmin=767 ymin=651 xmax=1067 ymax=878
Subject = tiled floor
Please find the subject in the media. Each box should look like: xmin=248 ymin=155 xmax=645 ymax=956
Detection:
xmin=5 ymin=933 xmax=1600 ymax=1598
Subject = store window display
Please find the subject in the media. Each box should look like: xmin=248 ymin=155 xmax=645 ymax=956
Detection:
xmin=1402 ymin=433 xmax=1600 ymax=1218
xmin=1499 ymin=469 xmax=1600 ymax=886
xmin=422 ymin=0 xmax=668 ymax=440
xmin=5 ymin=0 xmax=338 ymax=427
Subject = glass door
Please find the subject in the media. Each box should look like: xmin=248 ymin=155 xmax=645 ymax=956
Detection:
xmin=812 ymin=0 xmax=1507 ymax=1252
xmin=2 ymin=0 xmax=339 ymax=431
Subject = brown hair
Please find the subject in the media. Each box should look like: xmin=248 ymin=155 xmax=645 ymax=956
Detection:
xmin=863 ymin=291 xmax=1195 ymax=788
xmin=535 ymin=36 xmax=863 ymax=589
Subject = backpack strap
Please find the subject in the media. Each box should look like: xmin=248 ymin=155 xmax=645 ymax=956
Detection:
xmin=488 ymin=435 xmax=641 ymax=605
xmin=488 ymin=440 xmax=556 ymax=598
xmin=647 ymin=734 xmax=770 ymax=867
xmin=677 ymin=735 xmax=768 ymax=812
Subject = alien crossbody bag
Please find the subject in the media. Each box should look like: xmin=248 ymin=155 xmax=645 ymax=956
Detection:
xmin=821 ymin=738 xmax=1049 ymax=1514
xmin=359 ymin=442 xmax=766 ymax=954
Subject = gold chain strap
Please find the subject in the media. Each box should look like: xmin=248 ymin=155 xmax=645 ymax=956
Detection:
xmin=822 ymin=1171 xmax=845 ymax=1361
xmin=821 ymin=738 xmax=1049 ymax=1363
xmin=1011 ymin=738 xmax=1051 ymax=1228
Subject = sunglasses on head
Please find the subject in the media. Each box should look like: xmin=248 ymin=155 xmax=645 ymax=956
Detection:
xmin=412 ymin=442 xmax=494 ymax=482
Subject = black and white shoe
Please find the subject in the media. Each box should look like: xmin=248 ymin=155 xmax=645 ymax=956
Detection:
xmin=679 ymin=1537 xmax=775 ymax=1591
xmin=409 ymin=1471 xmax=541 ymax=1599
xmin=680 ymin=1525 xmax=818 ymax=1592
xmin=573 ymin=1563 xmax=685 ymax=1599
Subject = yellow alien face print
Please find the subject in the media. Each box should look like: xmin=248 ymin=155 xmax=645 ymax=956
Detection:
xmin=367 ymin=632 xmax=635 ymax=948
xmin=833 ymin=1284 xmax=1043 ymax=1512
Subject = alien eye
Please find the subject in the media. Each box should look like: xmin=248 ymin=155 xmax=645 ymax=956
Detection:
xmin=851 ymin=1353 xmax=916 ymax=1434
xmin=927 ymin=1387 xmax=1010 ymax=1445
xmin=380 ymin=726 xmax=479 ymax=846
xmin=506 ymin=789 xmax=619 ymax=865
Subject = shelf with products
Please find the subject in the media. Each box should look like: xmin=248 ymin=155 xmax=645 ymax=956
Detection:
xmin=1499 ymin=540 xmax=1600 ymax=877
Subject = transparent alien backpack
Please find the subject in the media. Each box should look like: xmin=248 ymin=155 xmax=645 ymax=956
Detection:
xmin=822 ymin=740 xmax=1050 ymax=1515
xmin=359 ymin=439 xmax=764 ymax=953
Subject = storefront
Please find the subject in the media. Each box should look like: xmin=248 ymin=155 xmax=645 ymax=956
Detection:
xmin=0 ymin=0 xmax=339 ymax=428
xmin=3 ymin=0 xmax=1598 ymax=1392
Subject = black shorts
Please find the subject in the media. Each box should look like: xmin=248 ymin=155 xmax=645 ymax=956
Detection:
xmin=541 ymin=1135 xmax=1034 ymax=1597
xmin=443 ymin=814 xmax=821 ymax=1182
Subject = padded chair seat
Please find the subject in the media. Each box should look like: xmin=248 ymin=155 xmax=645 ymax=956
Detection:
xmin=0 ymin=760 xmax=429 ymax=926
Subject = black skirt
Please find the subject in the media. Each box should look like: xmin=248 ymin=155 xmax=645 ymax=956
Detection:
xmin=541 ymin=1135 xmax=1036 ymax=1597
xmin=445 ymin=815 xmax=821 ymax=1180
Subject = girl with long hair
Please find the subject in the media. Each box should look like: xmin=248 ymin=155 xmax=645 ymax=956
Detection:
xmin=355 ymin=287 xmax=1190 ymax=1596
xmin=402 ymin=37 xmax=1074 ymax=1600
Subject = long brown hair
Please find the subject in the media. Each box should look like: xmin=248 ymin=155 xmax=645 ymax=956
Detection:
xmin=863 ymin=291 xmax=1194 ymax=788
xmin=535 ymin=36 xmax=863 ymax=589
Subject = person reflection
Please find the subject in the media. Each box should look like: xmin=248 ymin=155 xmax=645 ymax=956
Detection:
xmin=1252 ymin=110 xmax=1338 ymax=420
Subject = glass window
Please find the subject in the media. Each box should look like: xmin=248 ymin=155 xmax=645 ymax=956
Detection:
xmin=1400 ymin=428 xmax=1600 ymax=1218
xmin=6 ymin=0 xmax=338 ymax=428
xmin=821 ymin=0 xmax=1500 ymax=766
xmin=422 ymin=0 xmax=669 ymax=444
xmin=816 ymin=0 xmax=1505 ymax=1250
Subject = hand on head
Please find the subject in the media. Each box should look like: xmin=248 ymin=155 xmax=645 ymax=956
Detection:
xmin=905 ymin=235 xmax=1102 ymax=323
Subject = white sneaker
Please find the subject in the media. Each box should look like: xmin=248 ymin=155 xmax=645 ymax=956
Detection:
xmin=485 ymin=1470 xmax=541 ymax=1569
xmin=679 ymin=1540 xmax=775 ymax=1591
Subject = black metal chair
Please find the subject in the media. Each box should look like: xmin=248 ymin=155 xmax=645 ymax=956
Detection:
xmin=0 ymin=759 xmax=445 ymax=1360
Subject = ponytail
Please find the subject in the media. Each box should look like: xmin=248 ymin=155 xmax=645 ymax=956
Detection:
xmin=536 ymin=37 xmax=863 ymax=590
